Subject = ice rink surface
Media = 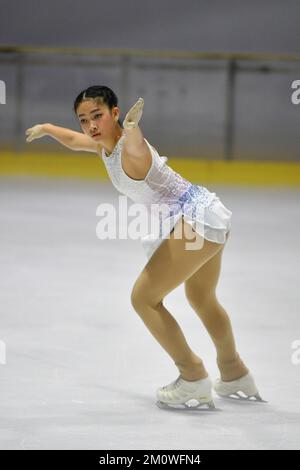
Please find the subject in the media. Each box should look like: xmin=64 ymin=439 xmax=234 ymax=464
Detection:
xmin=0 ymin=175 xmax=299 ymax=450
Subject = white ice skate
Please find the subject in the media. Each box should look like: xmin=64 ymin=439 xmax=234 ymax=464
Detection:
xmin=156 ymin=375 xmax=216 ymax=410
xmin=213 ymin=372 xmax=267 ymax=402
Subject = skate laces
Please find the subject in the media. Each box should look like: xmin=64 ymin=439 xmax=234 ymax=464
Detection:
xmin=163 ymin=375 xmax=183 ymax=390
xmin=173 ymin=376 xmax=184 ymax=389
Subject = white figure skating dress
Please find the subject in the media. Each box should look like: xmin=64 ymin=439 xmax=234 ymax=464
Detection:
xmin=97 ymin=133 xmax=232 ymax=260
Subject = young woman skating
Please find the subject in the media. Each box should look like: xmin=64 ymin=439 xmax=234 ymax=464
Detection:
xmin=25 ymin=85 xmax=264 ymax=410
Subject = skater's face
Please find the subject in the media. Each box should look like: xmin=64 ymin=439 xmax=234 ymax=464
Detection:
xmin=77 ymin=99 xmax=120 ymax=141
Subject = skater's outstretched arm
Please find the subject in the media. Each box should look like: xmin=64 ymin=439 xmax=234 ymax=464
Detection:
xmin=122 ymin=97 xmax=149 ymax=158
xmin=25 ymin=123 xmax=98 ymax=152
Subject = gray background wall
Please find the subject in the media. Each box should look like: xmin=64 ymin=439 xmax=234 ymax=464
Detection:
xmin=0 ymin=0 xmax=299 ymax=160
xmin=1 ymin=0 xmax=299 ymax=53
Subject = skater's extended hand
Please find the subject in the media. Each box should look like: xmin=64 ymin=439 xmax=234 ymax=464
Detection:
xmin=122 ymin=97 xmax=144 ymax=129
xmin=25 ymin=124 xmax=48 ymax=142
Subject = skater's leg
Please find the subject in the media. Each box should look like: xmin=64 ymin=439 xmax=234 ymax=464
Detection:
xmin=184 ymin=233 xmax=249 ymax=381
xmin=131 ymin=216 xmax=224 ymax=382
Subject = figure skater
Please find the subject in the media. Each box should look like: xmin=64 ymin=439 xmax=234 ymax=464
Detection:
xmin=25 ymin=85 xmax=265 ymax=410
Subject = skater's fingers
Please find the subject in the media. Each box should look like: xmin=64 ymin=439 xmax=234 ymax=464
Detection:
xmin=27 ymin=132 xmax=36 ymax=142
xmin=129 ymin=103 xmax=138 ymax=113
xmin=131 ymin=98 xmax=144 ymax=110
xmin=133 ymin=101 xmax=143 ymax=111
xmin=130 ymin=104 xmax=143 ymax=118
xmin=123 ymin=98 xmax=144 ymax=129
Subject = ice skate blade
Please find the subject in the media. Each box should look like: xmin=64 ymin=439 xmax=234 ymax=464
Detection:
xmin=156 ymin=399 xmax=219 ymax=412
xmin=217 ymin=392 xmax=268 ymax=403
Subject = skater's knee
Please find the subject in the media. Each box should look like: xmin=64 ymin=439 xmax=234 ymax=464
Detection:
xmin=131 ymin=284 xmax=149 ymax=311
xmin=131 ymin=282 xmax=162 ymax=312
xmin=130 ymin=286 xmax=145 ymax=311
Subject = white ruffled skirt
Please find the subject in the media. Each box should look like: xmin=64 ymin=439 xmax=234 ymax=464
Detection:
xmin=140 ymin=186 xmax=232 ymax=261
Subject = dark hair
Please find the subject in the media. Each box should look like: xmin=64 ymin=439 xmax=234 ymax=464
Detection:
xmin=73 ymin=85 xmax=123 ymax=127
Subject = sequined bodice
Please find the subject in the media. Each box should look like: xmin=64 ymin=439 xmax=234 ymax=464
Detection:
xmin=97 ymin=134 xmax=215 ymax=213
